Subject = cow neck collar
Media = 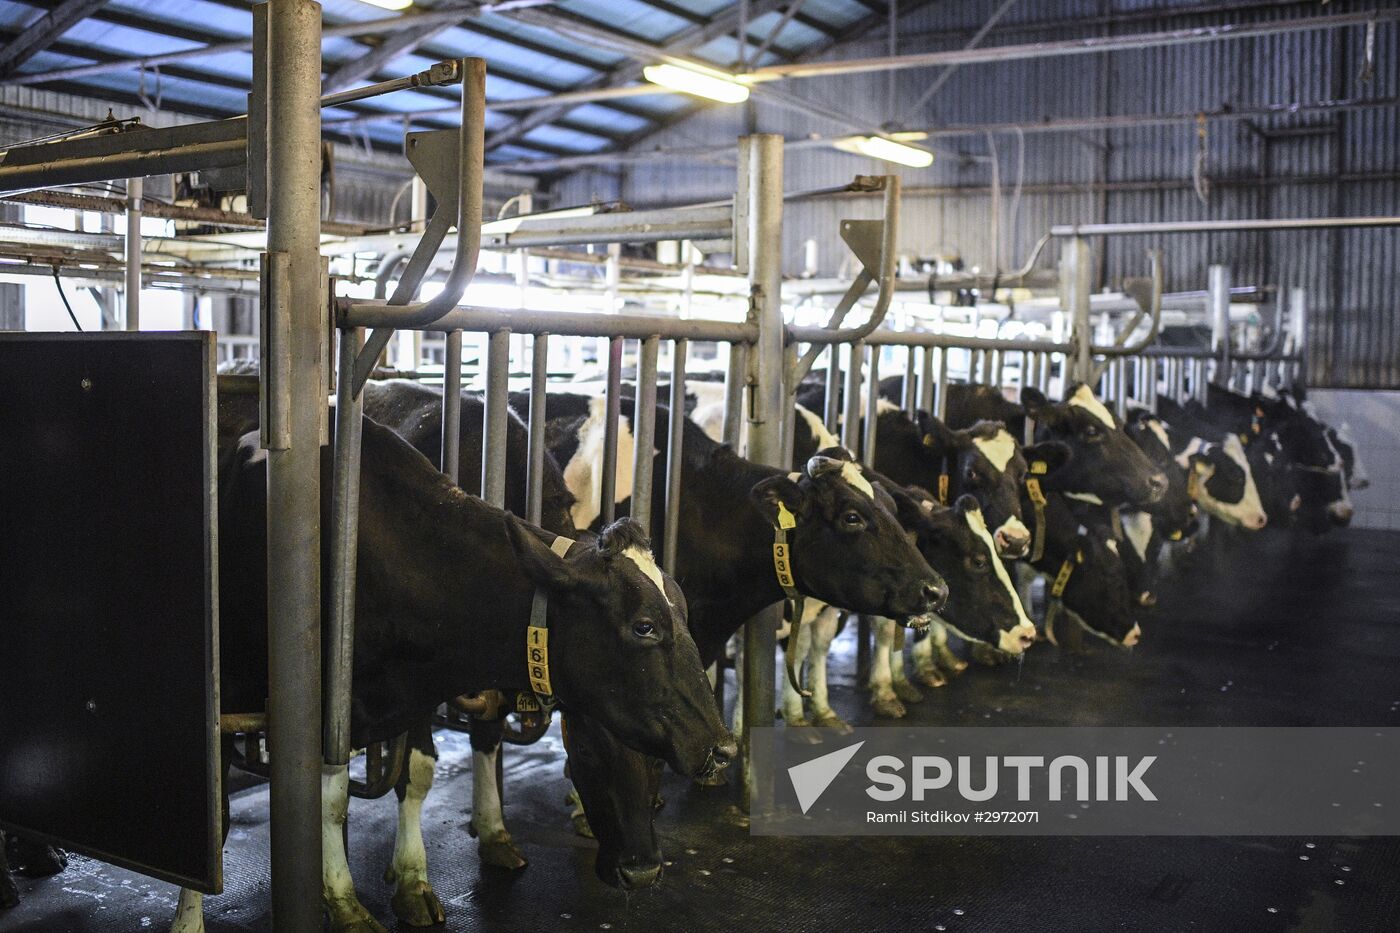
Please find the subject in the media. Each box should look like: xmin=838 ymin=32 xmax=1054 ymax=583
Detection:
xmin=1025 ymin=459 xmax=1050 ymax=562
xmin=1043 ymin=527 xmax=1088 ymax=646
xmin=770 ymin=496 xmax=809 ymax=699
xmin=522 ymin=534 xmax=576 ymax=714
xmin=921 ymin=433 xmax=953 ymax=505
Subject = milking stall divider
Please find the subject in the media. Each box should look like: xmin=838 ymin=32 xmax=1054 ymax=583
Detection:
xmin=4 ymin=0 xmax=1394 ymax=926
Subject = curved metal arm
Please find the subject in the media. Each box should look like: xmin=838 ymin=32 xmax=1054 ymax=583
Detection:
xmin=791 ymin=175 xmax=900 ymax=382
xmin=1092 ymin=249 xmax=1164 ymax=357
xmin=372 ymin=246 xmax=414 ymax=300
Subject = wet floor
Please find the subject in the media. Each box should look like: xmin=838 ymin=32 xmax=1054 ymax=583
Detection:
xmin=5 ymin=527 xmax=1399 ymax=931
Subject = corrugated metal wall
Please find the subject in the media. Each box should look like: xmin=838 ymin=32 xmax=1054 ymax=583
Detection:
xmin=551 ymin=0 xmax=1400 ymax=388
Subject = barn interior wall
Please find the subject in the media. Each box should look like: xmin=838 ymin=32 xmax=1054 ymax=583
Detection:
xmin=550 ymin=1 xmax=1400 ymax=389
xmin=1305 ymin=389 xmax=1400 ymax=531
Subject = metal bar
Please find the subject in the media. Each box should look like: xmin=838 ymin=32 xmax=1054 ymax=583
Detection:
xmin=823 ymin=344 xmax=841 ymax=434
xmin=1052 ymin=215 xmax=1400 ymax=236
xmin=1064 ymin=236 xmax=1092 ymax=384
xmin=440 ymin=329 xmax=463 ymax=483
xmin=0 ymin=137 xmax=244 ymax=197
xmin=746 ymin=9 xmax=1399 ymax=80
xmin=722 ymin=341 xmax=747 ymax=448
xmin=663 ymin=338 xmax=687 ymax=574
xmin=478 ymin=204 xmax=734 ymax=249
xmin=862 ymin=345 xmax=880 ymax=468
xmin=935 ymin=346 xmax=949 ymax=420
xmin=481 ymin=330 xmax=511 ymax=506
xmin=842 ymin=340 xmax=863 ymax=454
xmin=526 ymin=335 xmax=548 ymax=527
xmin=123 ymin=176 xmax=141 ymax=330
xmin=1114 ymin=358 xmax=1128 ymax=420
xmin=630 ymin=336 xmax=660 ymax=537
xmin=600 ymin=336 xmax=623 ymax=525
xmin=902 ymin=345 xmax=917 ymax=417
xmin=1209 ymin=264 xmax=1231 ymax=387
xmin=903 ymin=0 xmax=1021 ymax=118
xmin=263 ymin=2 xmax=322 ymax=929
xmin=343 ymin=302 xmax=758 ymax=343
xmin=740 ymin=134 xmax=783 ymax=814
xmin=918 ymin=345 xmax=934 ymax=414
xmin=325 ymin=327 xmax=364 ymax=767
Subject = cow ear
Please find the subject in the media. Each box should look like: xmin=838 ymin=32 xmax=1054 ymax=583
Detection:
xmin=1020 ymin=386 xmax=1049 ymax=414
xmin=882 ymin=482 xmax=929 ymax=528
xmin=918 ymin=413 xmax=956 ymax=451
xmin=1023 ymin=440 xmax=1071 ymax=474
xmin=750 ymin=475 xmax=807 ymax=529
xmin=504 ymin=515 xmax=586 ymax=594
xmin=951 ymin=493 xmax=981 ymax=518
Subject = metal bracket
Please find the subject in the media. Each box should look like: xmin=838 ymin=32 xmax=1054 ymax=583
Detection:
xmin=258 ymin=249 xmax=290 ymax=450
xmin=840 ymin=218 xmax=885 ymax=275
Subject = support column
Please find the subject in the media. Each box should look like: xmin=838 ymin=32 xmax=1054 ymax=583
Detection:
xmin=740 ymin=134 xmax=783 ymax=813
xmin=263 ymin=2 xmax=324 ymax=930
xmin=1063 ymin=237 xmax=1092 ymax=386
xmin=124 ymin=177 xmax=142 ymax=330
xmin=1209 ymin=264 xmax=1231 ymax=388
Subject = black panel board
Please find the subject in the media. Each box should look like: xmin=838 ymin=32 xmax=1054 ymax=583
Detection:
xmin=0 ymin=332 xmax=220 ymax=893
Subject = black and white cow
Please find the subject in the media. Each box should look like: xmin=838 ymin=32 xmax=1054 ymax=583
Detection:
xmin=172 ymin=411 xmax=733 ymax=931
xmin=945 ymin=383 xmax=1170 ymax=510
xmin=1156 ymin=397 xmax=1269 ymax=531
xmin=1119 ymin=406 xmax=1199 ymax=606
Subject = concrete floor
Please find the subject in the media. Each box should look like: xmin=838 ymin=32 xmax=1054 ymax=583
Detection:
xmin=4 ymin=527 xmax=1399 ymax=932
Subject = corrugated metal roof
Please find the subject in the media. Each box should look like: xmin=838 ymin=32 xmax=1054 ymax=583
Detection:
xmin=0 ymin=0 xmax=877 ymax=162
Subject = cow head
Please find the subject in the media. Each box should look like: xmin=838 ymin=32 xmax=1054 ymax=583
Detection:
xmin=1176 ymin=434 xmax=1267 ymax=530
xmin=1123 ymin=407 xmax=1196 ymax=536
xmin=888 ymin=488 xmax=1037 ymax=655
xmin=1046 ymin=524 xmax=1141 ymax=649
xmin=1021 ymin=384 xmax=1168 ymax=508
xmin=916 ymin=414 xmax=1035 ymax=558
xmin=505 ymin=517 xmax=736 ymax=781
xmin=749 ymin=447 xmax=948 ymax=622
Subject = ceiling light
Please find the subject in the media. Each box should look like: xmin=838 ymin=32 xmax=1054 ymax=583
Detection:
xmin=359 ymin=0 xmax=413 ymax=10
xmin=642 ymin=64 xmax=750 ymax=104
xmin=832 ymin=135 xmax=934 ymax=168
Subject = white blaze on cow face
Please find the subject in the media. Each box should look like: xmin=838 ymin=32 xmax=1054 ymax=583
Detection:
xmin=1064 ymin=492 xmax=1105 ymax=505
xmin=1145 ymin=416 xmax=1171 ymax=453
xmin=839 ymin=460 xmax=875 ymax=499
xmin=1068 ymin=384 xmax=1118 ymax=429
xmin=1121 ymin=510 xmax=1155 ymax=561
xmin=1211 ymin=434 xmax=1268 ymax=529
xmin=971 ymin=428 xmax=1017 ymax=472
xmin=562 ymin=397 xmax=637 ymax=529
xmin=1104 ymin=537 xmax=1119 ymax=555
xmin=963 ymin=507 xmax=1036 ymax=652
xmin=623 ymin=545 xmax=674 ymax=607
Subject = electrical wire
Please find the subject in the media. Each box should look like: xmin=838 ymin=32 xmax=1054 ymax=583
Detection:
xmin=51 ymin=266 xmax=83 ymax=331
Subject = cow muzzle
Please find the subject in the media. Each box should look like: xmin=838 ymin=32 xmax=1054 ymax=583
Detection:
xmin=993 ymin=522 xmax=1031 ymax=558
xmin=1120 ymin=623 xmax=1142 ymax=648
xmin=697 ymin=736 xmax=738 ymax=783
xmin=616 ymin=859 xmax=663 ymax=890
xmin=997 ymin=623 xmax=1037 ymax=655
xmin=1328 ymin=501 xmax=1354 ymax=527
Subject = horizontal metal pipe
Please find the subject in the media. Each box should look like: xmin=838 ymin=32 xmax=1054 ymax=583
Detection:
xmin=220 ymin=713 xmax=268 ymax=734
xmin=480 ymin=204 xmax=733 ymax=249
xmin=1052 ymin=216 xmax=1400 ymax=236
xmin=0 ymin=138 xmax=244 ymax=195
xmin=342 ymin=303 xmax=758 ymax=342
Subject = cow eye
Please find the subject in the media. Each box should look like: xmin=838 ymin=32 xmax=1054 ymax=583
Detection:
xmin=968 ymin=553 xmax=990 ymax=572
xmin=632 ymin=620 xmax=656 ymax=639
xmin=1084 ymin=424 xmax=1101 ymax=438
xmin=963 ymin=468 xmax=979 ymax=485
xmin=840 ymin=510 xmax=865 ymax=530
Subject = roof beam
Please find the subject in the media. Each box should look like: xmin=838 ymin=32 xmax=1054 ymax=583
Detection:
xmin=321 ymin=18 xmax=460 ymax=95
xmin=484 ymin=0 xmax=788 ymax=152
xmin=0 ymin=0 xmax=109 ymax=77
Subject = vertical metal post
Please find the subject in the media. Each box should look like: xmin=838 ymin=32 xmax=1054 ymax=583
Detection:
xmin=481 ymin=329 xmax=510 ymax=506
xmin=722 ymin=340 xmax=747 ymax=448
xmin=600 ymin=335 xmax=624 ymax=523
xmin=663 ymin=339 xmax=687 ymax=573
xmin=842 ymin=341 xmax=863 ymax=454
xmin=1029 ymin=349 xmax=1042 ymax=393
xmin=781 ymin=341 xmax=799 ymax=469
xmin=1040 ymin=352 xmax=1052 ymax=395
xmin=124 ymin=177 xmax=142 ymax=330
xmin=1114 ymin=357 xmax=1128 ymax=420
xmin=993 ymin=348 xmax=1005 ymax=390
xmin=630 ymin=336 xmax=660 ymax=537
xmin=918 ymin=345 xmax=934 ymax=414
xmin=1209 ymin=264 xmax=1230 ymax=388
xmin=823 ymin=343 xmax=841 ymax=434
xmin=740 ymin=134 xmax=783 ymax=813
xmin=966 ymin=347 xmax=978 ymax=384
xmin=326 ymin=327 xmax=363 ymax=768
xmin=862 ymin=344 xmax=880 ymax=469
xmin=440 ymin=329 xmax=462 ymax=483
xmin=526 ymin=335 xmax=549 ymax=526
xmin=1065 ymin=237 xmax=1092 ymax=386
xmin=902 ymin=345 xmax=917 ymax=417
xmin=935 ymin=346 xmax=949 ymax=421
xmin=263 ymin=2 xmax=323 ymax=928
xmin=1289 ymin=286 xmax=1307 ymax=386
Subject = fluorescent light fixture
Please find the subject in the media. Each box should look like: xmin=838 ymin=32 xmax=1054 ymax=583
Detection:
xmin=359 ymin=0 xmax=413 ymax=10
xmin=832 ymin=135 xmax=934 ymax=168
xmin=889 ymin=130 xmax=929 ymax=141
xmin=642 ymin=64 xmax=750 ymax=104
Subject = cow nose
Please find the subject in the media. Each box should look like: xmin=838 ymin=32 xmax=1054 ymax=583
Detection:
xmin=617 ymin=860 xmax=663 ymax=890
xmin=1248 ymin=512 xmax=1269 ymax=531
xmin=922 ymin=580 xmax=949 ymax=612
xmin=1328 ymin=502 xmax=1354 ymax=526
xmin=1146 ymin=472 xmax=1169 ymax=502
xmin=1121 ymin=623 xmax=1142 ymax=647
xmin=994 ymin=527 xmax=1031 ymax=558
xmin=711 ymin=736 xmax=738 ymax=767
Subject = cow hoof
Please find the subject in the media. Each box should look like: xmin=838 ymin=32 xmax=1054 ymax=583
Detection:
xmin=892 ymin=680 xmax=924 ymax=703
xmin=391 ymin=880 xmax=446 ymax=928
xmin=970 ymin=643 xmax=1010 ymax=666
xmin=937 ymin=651 xmax=968 ymax=675
xmin=477 ymin=836 xmax=528 ymax=871
xmin=784 ymin=717 xmax=825 ymax=744
xmin=870 ymin=694 xmax=906 ymax=719
xmin=811 ymin=711 xmax=854 ymax=734
xmin=915 ymin=667 xmax=948 ymax=688
xmin=328 ymin=901 xmax=388 ymax=933
xmin=14 ymin=843 xmax=66 ymax=878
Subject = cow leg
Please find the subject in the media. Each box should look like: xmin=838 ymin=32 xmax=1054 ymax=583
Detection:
xmin=912 ymin=623 xmax=948 ymax=688
xmin=931 ymin=620 xmax=967 ymax=677
xmin=170 ymin=888 xmax=204 ymax=933
xmin=808 ymin=606 xmax=853 ymax=734
xmin=469 ymin=719 xmax=527 ymax=870
xmin=385 ymin=722 xmax=445 ymax=927
xmin=886 ymin=624 xmax=924 ymax=704
xmin=0 ymin=832 xmax=18 ymax=910
xmin=322 ymin=763 xmax=386 ymax=933
xmin=780 ymin=614 xmax=820 ymax=744
xmin=867 ymin=618 xmax=906 ymax=719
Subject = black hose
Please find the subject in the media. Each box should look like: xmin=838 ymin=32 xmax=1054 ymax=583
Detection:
xmin=51 ymin=266 xmax=82 ymax=331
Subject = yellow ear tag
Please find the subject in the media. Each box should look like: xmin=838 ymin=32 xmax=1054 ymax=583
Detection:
xmin=1169 ymin=529 xmax=1183 ymax=541
xmin=1076 ymin=549 xmax=1085 ymax=564
xmin=1239 ymin=433 xmax=1249 ymax=446
xmin=937 ymin=473 xmax=950 ymax=504
xmin=923 ymin=434 xmax=936 ymax=447
xmin=776 ymin=501 xmax=797 ymax=530
xmin=1031 ymin=460 xmax=1048 ymax=475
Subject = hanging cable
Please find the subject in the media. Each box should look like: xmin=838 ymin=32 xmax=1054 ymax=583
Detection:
xmin=51 ymin=266 xmax=83 ymax=331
